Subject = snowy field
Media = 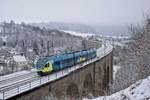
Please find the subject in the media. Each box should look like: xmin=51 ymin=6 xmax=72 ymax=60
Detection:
xmin=84 ymin=76 xmax=150 ymax=100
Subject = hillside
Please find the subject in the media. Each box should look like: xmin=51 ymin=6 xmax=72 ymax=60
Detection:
xmin=0 ymin=21 xmax=83 ymax=61
xmin=30 ymin=22 xmax=96 ymax=33
xmin=84 ymin=76 xmax=150 ymax=100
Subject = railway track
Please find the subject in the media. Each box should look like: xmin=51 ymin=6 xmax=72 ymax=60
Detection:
xmin=0 ymin=71 xmax=30 ymax=81
xmin=0 ymin=71 xmax=37 ymax=87
xmin=0 ymin=75 xmax=40 ymax=92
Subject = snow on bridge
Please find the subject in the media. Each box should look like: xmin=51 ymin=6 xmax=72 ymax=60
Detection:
xmin=0 ymin=44 xmax=113 ymax=100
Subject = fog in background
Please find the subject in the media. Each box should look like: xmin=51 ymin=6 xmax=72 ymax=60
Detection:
xmin=0 ymin=0 xmax=150 ymax=35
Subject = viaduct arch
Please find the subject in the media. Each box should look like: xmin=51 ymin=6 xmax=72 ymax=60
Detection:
xmin=82 ymin=73 xmax=94 ymax=97
xmin=66 ymin=83 xmax=79 ymax=99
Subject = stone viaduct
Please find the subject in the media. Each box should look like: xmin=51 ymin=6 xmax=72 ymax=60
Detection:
xmin=8 ymin=50 xmax=113 ymax=100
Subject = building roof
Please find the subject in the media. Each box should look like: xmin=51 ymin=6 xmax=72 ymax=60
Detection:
xmin=13 ymin=55 xmax=27 ymax=62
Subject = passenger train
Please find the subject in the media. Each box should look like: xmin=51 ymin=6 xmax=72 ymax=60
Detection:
xmin=35 ymin=49 xmax=97 ymax=75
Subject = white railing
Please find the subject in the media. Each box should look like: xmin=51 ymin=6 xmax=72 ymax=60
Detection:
xmin=0 ymin=44 xmax=113 ymax=100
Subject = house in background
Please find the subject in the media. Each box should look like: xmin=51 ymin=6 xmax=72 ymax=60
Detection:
xmin=13 ymin=54 xmax=29 ymax=70
xmin=0 ymin=48 xmax=33 ymax=76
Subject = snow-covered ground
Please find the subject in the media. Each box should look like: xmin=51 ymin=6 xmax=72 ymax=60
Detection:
xmin=62 ymin=30 xmax=94 ymax=38
xmin=104 ymin=35 xmax=131 ymax=39
xmin=84 ymin=76 xmax=150 ymax=100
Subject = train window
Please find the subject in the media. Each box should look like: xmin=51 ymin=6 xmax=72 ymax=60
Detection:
xmin=45 ymin=63 xmax=48 ymax=68
xmin=61 ymin=58 xmax=74 ymax=64
xmin=54 ymin=62 xmax=60 ymax=66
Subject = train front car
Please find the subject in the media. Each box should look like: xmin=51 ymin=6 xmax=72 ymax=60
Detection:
xmin=35 ymin=57 xmax=54 ymax=75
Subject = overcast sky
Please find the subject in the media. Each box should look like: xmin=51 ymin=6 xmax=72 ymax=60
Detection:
xmin=0 ymin=0 xmax=150 ymax=26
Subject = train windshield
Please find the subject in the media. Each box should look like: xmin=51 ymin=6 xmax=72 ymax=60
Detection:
xmin=36 ymin=58 xmax=46 ymax=69
xmin=36 ymin=57 xmax=53 ymax=70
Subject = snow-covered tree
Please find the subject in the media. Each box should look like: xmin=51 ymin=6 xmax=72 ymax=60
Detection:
xmin=111 ymin=16 xmax=150 ymax=93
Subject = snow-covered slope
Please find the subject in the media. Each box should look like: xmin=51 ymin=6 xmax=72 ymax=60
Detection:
xmin=84 ymin=76 xmax=150 ymax=100
xmin=31 ymin=22 xmax=96 ymax=33
xmin=62 ymin=30 xmax=94 ymax=38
